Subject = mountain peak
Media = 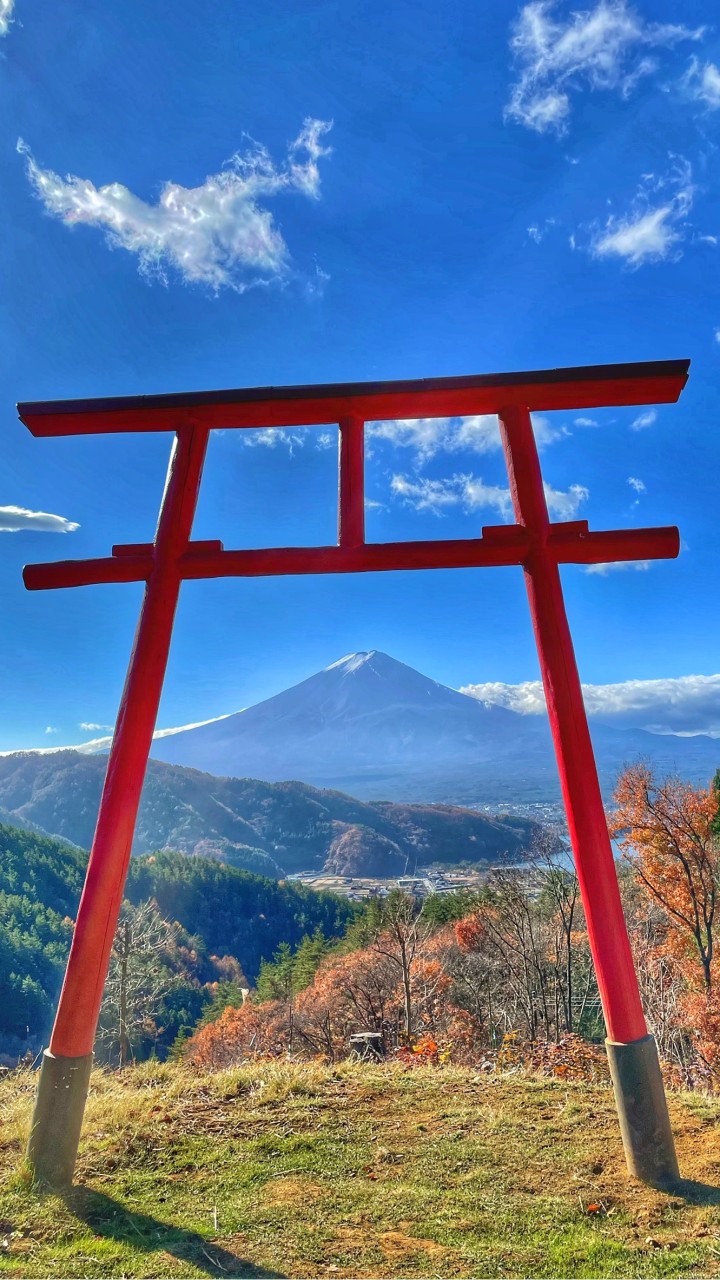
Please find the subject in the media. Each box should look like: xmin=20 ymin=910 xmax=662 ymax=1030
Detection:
xmin=323 ymin=651 xmax=379 ymax=674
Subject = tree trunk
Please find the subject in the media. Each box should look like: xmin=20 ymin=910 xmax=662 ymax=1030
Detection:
xmin=118 ymin=920 xmax=131 ymax=1069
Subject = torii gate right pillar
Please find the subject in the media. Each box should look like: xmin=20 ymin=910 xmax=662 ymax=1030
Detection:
xmin=499 ymin=404 xmax=679 ymax=1186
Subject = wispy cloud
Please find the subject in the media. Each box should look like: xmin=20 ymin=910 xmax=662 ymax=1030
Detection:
xmin=0 ymin=0 xmax=14 ymax=36
xmin=543 ymin=481 xmax=589 ymax=519
xmin=239 ymin=425 xmax=336 ymax=452
xmin=390 ymin=473 xmax=513 ymax=517
xmin=0 ymin=505 xmax=79 ymax=533
xmin=587 ymin=157 xmax=694 ymax=268
xmin=0 ymin=712 xmax=238 ymax=759
xmin=369 ymin=412 xmax=563 ymax=462
xmin=243 ymin=428 xmax=307 ymax=452
xmin=505 ymin=0 xmax=704 ymax=135
xmin=18 ymin=119 xmax=333 ymax=293
xmin=390 ymin=472 xmax=587 ymax=520
xmin=678 ymin=57 xmax=720 ymax=109
xmin=630 ymin=408 xmax=657 ymax=431
xmin=584 ymin=559 xmax=650 ymax=575
xmin=574 ymin=416 xmax=598 ymax=426
xmin=44 ymin=726 xmax=58 ymax=735
xmin=627 ymin=475 xmax=646 ymax=493
xmin=79 ymin=722 xmax=113 ymax=732
xmin=461 ymin=672 xmax=720 ymax=736
xmin=527 ymin=217 xmax=557 ymax=243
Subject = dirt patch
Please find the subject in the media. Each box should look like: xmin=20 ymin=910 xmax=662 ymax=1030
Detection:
xmin=333 ymin=1223 xmax=448 ymax=1259
xmin=263 ymin=1177 xmax=327 ymax=1207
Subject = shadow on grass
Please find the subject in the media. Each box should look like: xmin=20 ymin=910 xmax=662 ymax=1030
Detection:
xmin=64 ymin=1188 xmax=285 ymax=1278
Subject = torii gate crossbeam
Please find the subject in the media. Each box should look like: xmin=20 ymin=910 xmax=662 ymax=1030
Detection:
xmin=18 ymin=359 xmax=689 ymax=1188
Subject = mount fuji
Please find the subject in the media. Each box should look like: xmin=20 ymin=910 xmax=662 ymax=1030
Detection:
xmin=149 ymin=651 xmax=720 ymax=803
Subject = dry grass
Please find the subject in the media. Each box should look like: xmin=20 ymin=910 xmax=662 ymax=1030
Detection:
xmin=1 ymin=1059 xmax=720 ymax=1277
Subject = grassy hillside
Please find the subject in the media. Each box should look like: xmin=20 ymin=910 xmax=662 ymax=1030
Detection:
xmin=1 ymin=1061 xmax=719 ymax=1278
xmin=0 ymin=753 xmax=543 ymax=875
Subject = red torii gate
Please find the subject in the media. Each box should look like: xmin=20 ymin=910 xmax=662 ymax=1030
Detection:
xmin=19 ymin=358 xmax=688 ymax=1188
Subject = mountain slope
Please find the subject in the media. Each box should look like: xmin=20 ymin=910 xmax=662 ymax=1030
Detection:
xmin=0 ymin=753 xmax=543 ymax=875
xmin=0 ymin=821 xmax=358 ymax=1055
xmin=149 ymin=650 xmax=720 ymax=801
xmin=152 ymin=650 xmax=521 ymax=779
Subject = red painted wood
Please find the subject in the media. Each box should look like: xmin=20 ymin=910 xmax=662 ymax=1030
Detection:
xmin=112 ymin=539 xmax=224 ymax=557
xmin=338 ymin=416 xmax=365 ymax=548
xmin=25 ymin=364 xmax=689 ymax=1065
xmin=498 ymin=402 xmax=648 ymax=1045
xmin=549 ymin=525 xmax=680 ymax=564
xmin=24 ymin=556 xmax=152 ymax=590
xmin=49 ymin=427 xmax=210 ymax=1058
xmin=23 ymin=524 xmax=679 ymax=591
xmin=18 ymin=361 xmax=689 ymax=436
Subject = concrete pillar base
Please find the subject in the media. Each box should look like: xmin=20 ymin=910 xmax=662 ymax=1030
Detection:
xmin=26 ymin=1048 xmax=93 ymax=1185
xmin=605 ymin=1034 xmax=680 ymax=1187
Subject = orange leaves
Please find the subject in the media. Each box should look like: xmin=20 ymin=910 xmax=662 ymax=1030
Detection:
xmin=186 ymin=998 xmax=289 ymax=1069
xmin=455 ymin=913 xmax=486 ymax=952
xmin=612 ymin=764 xmax=718 ymax=986
xmin=396 ymin=1033 xmax=451 ymax=1067
xmin=614 ymin=764 xmax=720 ymax=1080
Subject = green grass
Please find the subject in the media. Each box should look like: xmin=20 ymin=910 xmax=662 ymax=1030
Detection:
xmin=1 ymin=1059 xmax=720 ymax=1277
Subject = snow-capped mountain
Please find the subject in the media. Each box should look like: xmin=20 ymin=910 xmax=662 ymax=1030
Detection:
xmin=149 ymin=651 xmax=720 ymax=802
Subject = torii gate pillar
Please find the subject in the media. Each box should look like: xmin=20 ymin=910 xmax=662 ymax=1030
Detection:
xmin=17 ymin=360 xmax=687 ymax=1189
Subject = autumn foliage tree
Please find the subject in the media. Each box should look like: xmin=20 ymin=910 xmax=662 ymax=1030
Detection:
xmin=613 ymin=763 xmax=720 ymax=1071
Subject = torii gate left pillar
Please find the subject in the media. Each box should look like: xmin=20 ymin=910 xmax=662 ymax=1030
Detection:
xmin=17 ymin=359 xmax=688 ymax=1188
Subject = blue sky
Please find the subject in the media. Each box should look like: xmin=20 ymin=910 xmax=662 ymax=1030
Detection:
xmin=1 ymin=0 xmax=720 ymax=751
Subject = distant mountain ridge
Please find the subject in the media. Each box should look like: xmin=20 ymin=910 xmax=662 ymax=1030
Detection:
xmin=0 ymin=752 xmax=542 ymax=876
xmin=147 ymin=651 xmax=719 ymax=802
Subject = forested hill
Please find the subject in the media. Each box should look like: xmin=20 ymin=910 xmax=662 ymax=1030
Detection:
xmin=0 ymin=752 xmax=541 ymax=876
xmin=0 ymin=822 xmax=355 ymax=1059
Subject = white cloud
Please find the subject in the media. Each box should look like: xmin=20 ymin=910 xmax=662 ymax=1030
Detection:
xmin=630 ymin=408 xmax=657 ymax=431
xmin=389 ymin=472 xmax=587 ymax=520
xmin=589 ymin=157 xmax=694 ymax=267
xmin=79 ymin=722 xmax=113 ymax=732
xmin=714 ymin=328 xmax=720 ymax=343
xmin=0 ymin=712 xmax=238 ymax=759
xmin=574 ymin=416 xmax=598 ymax=426
xmin=527 ymin=217 xmax=557 ymax=243
xmin=0 ymin=505 xmax=79 ymax=533
xmin=460 ymin=672 xmax=720 ymax=736
xmin=243 ymin=428 xmax=307 ymax=452
xmin=627 ymin=475 xmax=646 ymax=492
xmin=18 ymin=119 xmax=332 ymax=293
xmin=543 ymin=480 xmax=588 ymax=518
xmin=44 ymin=726 xmax=58 ymax=735
xmin=679 ymin=57 xmax=720 ymax=109
xmin=369 ymin=412 xmax=563 ymax=462
xmin=0 ymin=0 xmax=14 ymax=36
xmin=390 ymin=473 xmax=512 ymax=517
xmin=584 ymin=559 xmax=650 ymax=574
xmin=241 ymin=425 xmax=336 ymax=452
xmin=505 ymin=0 xmax=704 ymax=134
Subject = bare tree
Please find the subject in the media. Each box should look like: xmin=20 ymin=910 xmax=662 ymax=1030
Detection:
xmin=97 ymin=899 xmax=180 ymax=1067
xmin=370 ymin=891 xmax=433 ymax=1040
xmin=529 ymin=826 xmax=580 ymax=1035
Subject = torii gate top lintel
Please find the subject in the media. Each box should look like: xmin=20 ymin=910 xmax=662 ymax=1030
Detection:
xmin=18 ymin=357 xmax=689 ymax=435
